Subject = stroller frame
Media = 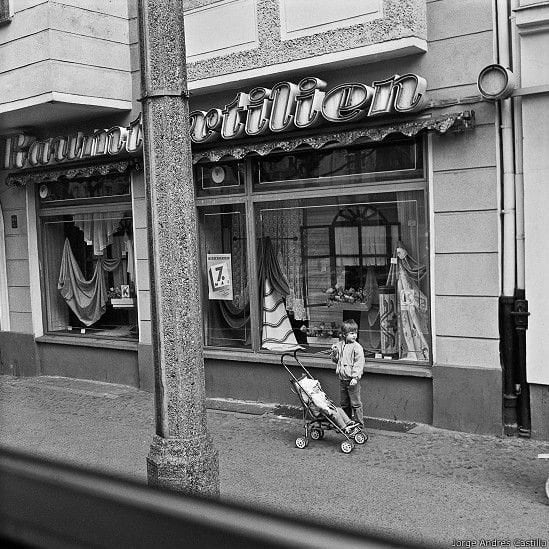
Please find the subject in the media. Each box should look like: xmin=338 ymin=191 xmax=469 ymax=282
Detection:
xmin=281 ymin=349 xmax=368 ymax=454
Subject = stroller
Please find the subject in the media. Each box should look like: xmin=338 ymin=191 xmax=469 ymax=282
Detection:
xmin=282 ymin=350 xmax=368 ymax=454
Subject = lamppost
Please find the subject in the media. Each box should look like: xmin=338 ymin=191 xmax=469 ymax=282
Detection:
xmin=137 ymin=0 xmax=219 ymax=496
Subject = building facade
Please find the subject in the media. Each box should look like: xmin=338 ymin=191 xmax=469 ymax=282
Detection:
xmin=0 ymin=0 xmax=546 ymax=439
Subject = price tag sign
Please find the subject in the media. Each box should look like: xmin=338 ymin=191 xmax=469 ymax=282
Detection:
xmin=207 ymin=254 xmax=233 ymax=300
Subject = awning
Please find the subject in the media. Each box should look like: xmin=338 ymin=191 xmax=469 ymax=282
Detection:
xmin=192 ymin=110 xmax=475 ymax=164
xmin=5 ymin=159 xmax=136 ymax=187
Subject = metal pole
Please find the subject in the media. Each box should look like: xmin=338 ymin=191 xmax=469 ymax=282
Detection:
xmin=137 ymin=0 xmax=219 ymax=496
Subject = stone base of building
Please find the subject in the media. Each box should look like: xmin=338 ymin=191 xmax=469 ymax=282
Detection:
xmin=147 ymin=434 xmax=219 ymax=497
xmin=529 ymin=384 xmax=549 ymax=440
xmin=433 ymin=363 xmax=503 ymax=436
xmin=0 ymin=332 xmax=39 ymax=377
xmin=205 ymin=355 xmax=433 ymax=425
xmin=36 ymin=337 xmax=140 ymax=387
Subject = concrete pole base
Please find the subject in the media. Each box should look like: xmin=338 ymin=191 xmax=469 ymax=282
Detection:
xmin=147 ymin=434 xmax=219 ymax=498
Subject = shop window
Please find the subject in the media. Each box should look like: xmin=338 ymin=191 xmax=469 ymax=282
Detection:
xmin=195 ymin=138 xmax=430 ymax=363
xmin=39 ymin=176 xmax=137 ymax=339
xmin=256 ymin=192 xmax=430 ymax=361
xmin=199 ymin=204 xmax=250 ymax=348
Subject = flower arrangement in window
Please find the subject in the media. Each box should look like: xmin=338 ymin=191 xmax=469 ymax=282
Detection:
xmin=325 ymin=269 xmax=380 ymax=309
xmin=303 ymin=322 xmax=339 ymax=339
xmin=325 ymin=284 xmax=377 ymax=306
xmin=107 ymin=287 xmax=122 ymax=299
xmin=108 ymin=285 xmax=133 ymax=303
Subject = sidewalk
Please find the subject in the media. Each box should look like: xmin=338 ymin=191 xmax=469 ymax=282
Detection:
xmin=0 ymin=374 xmax=548 ymax=547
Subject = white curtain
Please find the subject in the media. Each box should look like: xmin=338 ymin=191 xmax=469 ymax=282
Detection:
xmin=73 ymin=212 xmax=125 ymax=256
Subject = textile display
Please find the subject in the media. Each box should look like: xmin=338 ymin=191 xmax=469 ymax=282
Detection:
xmin=218 ymin=217 xmax=250 ymax=339
xmin=58 ymin=238 xmax=121 ymax=326
xmin=386 ymin=243 xmax=429 ymax=360
xmin=259 ymin=237 xmax=301 ymax=351
xmin=126 ymin=237 xmax=135 ymax=284
xmin=111 ymin=234 xmax=128 ymax=289
xmin=334 ymin=226 xmax=360 ymax=266
xmin=260 ymin=207 xmax=306 ymax=321
xmin=396 ymin=193 xmax=420 ymax=261
xmin=361 ymin=226 xmax=387 ymax=266
xmin=379 ymin=285 xmax=398 ymax=355
xmin=73 ymin=212 xmax=125 ymax=256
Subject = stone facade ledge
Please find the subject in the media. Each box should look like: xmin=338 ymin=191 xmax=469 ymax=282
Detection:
xmin=203 ymin=348 xmax=432 ymax=378
xmin=36 ymin=335 xmax=138 ymax=351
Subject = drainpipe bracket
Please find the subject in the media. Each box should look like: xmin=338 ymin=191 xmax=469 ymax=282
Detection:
xmin=511 ymin=299 xmax=529 ymax=329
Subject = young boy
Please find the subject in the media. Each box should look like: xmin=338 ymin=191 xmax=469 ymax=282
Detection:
xmin=330 ymin=319 xmax=365 ymax=427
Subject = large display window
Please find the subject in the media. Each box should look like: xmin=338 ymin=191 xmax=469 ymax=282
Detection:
xmin=195 ymin=137 xmax=431 ymax=363
xmin=38 ymin=174 xmax=137 ymax=339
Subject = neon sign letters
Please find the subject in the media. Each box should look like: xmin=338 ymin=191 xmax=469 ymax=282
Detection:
xmin=1 ymin=115 xmax=143 ymax=170
xmin=190 ymin=73 xmax=427 ymax=144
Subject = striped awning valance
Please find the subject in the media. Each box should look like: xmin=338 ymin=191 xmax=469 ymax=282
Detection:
xmin=5 ymin=159 xmax=136 ymax=187
xmin=192 ymin=110 xmax=475 ymax=164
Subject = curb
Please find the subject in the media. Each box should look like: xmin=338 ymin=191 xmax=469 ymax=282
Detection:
xmin=206 ymin=397 xmax=416 ymax=433
xmin=206 ymin=397 xmax=279 ymax=416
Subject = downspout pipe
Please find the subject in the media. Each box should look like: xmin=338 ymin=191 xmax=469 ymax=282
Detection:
xmin=495 ymin=0 xmax=518 ymax=435
xmin=509 ymin=0 xmax=531 ymax=436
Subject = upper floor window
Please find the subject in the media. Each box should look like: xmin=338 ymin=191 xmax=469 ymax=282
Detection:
xmin=0 ymin=0 xmax=11 ymax=25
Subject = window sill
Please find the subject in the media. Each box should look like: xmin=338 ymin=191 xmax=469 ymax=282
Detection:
xmin=203 ymin=348 xmax=432 ymax=378
xmin=36 ymin=334 xmax=138 ymax=351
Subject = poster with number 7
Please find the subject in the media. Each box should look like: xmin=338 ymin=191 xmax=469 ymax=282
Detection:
xmin=206 ymin=254 xmax=233 ymax=300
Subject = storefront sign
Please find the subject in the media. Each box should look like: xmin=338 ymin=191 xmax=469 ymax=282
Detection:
xmin=190 ymin=73 xmax=427 ymax=144
xmin=207 ymin=254 xmax=233 ymax=301
xmin=1 ymin=115 xmax=143 ymax=170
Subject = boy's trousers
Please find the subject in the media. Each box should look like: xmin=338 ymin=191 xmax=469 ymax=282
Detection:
xmin=339 ymin=379 xmax=364 ymax=426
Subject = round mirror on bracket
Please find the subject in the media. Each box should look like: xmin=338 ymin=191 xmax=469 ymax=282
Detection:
xmin=477 ymin=64 xmax=515 ymax=100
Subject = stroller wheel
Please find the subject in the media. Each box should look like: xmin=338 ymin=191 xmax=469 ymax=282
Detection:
xmin=295 ymin=437 xmax=308 ymax=449
xmin=354 ymin=432 xmax=367 ymax=445
xmin=340 ymin=440 xmax=354 ymax=454
xmin=310 ymin=428 xmax=324 ymax=440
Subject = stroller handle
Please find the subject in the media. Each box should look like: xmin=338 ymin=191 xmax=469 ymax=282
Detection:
xmin=280 ymin=348 xmax=331 ymax=379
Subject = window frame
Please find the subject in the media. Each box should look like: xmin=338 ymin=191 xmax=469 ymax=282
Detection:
xmin=196 ymin=137 xmax=432 ymax=365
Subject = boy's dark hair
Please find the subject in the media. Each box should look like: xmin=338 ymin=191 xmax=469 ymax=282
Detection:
xmin=341 ymin=319 xmax=358 ymax=335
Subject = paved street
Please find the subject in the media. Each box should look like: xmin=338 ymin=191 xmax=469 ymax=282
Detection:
xmin=0 ymin=374 xmax=548 ymax=547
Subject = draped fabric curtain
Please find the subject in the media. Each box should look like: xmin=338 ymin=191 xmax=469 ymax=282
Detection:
xmin=73 ymin=212 xmax=125 ymax=256
xmin=385 ymin=242 xmax=429 ymax=361
xmin=44 ymin=221 xmax=70 ymax=331
xmin=360 ymin=225 xmax=386 ymax=266
xmin=217 ymin=210 xmax=250 ymax=336
xmin=395 ymin=193 xmax=419 ymax=260
xmin=110 ymin=233 xmax=135 ymax=288
xmin=260 ymin=207 xmax=305 ymax=319
xmin=57 ymin=239 xmax=121 ymax=326
xmin=258 ymin=237 xmax=301 ymax=351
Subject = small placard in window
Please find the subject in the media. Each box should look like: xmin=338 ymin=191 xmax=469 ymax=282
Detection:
xmin=207 ymin=254 xmax=233 ymax=300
